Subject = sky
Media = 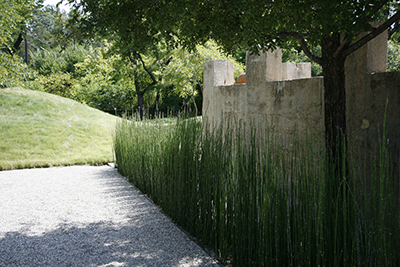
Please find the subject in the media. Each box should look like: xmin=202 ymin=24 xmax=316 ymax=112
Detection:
xmin=42 ymin=0 xmax=72 ymax=12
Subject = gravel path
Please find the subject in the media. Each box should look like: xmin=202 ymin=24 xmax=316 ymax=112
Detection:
xmin=0 ymin=165 xmax=220 ymax=267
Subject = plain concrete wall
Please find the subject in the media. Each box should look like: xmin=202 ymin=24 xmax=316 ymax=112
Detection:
xmin=203 ymin=60 xmax=235 ymax=129
xmin=203 ymin=58 xmax=324 ymax=145
xmin=282 ymin=62 xmax=312 ymax=80
xmin=246 ymin=48 xmax=283 ymax=85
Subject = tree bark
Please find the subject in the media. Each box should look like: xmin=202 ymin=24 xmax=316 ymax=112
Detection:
xmin=133 ymin=69 xmax=145 ymax=121
xmin=321 ymin=34 xmax=347 ymax=181
xmin=138 ymin=92 xmax=144 ymax=121
xmin=155 ymin=90 xmax=160 ymax=117
xmin=191 ymin=93 xmax=198 ymax=117
xmin=13 ymin=33 xmax=24 ymax=53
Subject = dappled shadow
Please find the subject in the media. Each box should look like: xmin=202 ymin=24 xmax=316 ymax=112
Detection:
xmin=0 ymin=166 xmax=219 ymax=267
xmin=0 ymin=222 xmax=217 ymax=266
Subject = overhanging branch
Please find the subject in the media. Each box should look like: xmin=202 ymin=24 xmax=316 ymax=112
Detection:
xmin=333 ymin=35 xmax=350 ymax=58
xmin=132 ymin=50 xmax=158 ymax=86
xmin=344 ymin=10 xmax=400 ymax=57
xmin=280 ymin=31 xmax=323 ymax=65
xmin=364 ymin=0 xmax=390 ymax=24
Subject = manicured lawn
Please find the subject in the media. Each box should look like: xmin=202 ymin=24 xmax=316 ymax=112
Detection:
xmin=0 ymin=88 xmax=120 ymax=170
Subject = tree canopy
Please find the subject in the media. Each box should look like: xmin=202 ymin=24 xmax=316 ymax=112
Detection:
xmin=69 ymin=1 xmax=399 ymax=53
xmin=0 ymin=0 xmax=40 ymax=87
xmin=69 ymin=0 xmax=400 ymax=164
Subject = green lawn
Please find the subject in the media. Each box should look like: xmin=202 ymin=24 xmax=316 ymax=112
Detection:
xmin=0 ymin=88 xmax=120 ymax=170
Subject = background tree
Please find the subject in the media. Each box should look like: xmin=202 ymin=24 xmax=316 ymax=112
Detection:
xmin=381 ymin=1 xmax=400 ymax=40
xmin=67 ymin=0 xmax=246 ymax=118
xmin=0 ymin=0 xmax=36 ymax=55
xmin=68 ymin=1 xmax=177 ymax=119
xmin=72 ymin=44 xmax=136 ymax=114
xmin=25 ymin=4 xmax=72 ymax=52
xmin=70 ymin=0 xmax=399 ymax=144
xmin=388 ymin=39 xmax=400 ymax=71
xmin=0 ymin=0 xmax=38 ymax=87
xmin=164 ymin=40 xmax=245 ymax=116
xmin=72 ymin=0 xmax=400 ymax=180
xmin=173 ymin=0 xmax=400 ymax=179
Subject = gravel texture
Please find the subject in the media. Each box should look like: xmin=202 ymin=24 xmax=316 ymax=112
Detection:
xmin=0 ymin=165 xmax=220 ymax=267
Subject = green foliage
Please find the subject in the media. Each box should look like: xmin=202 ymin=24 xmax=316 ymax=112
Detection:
xmin=387 ymin=40 xmax=400 ymax=72
xmin=33 ymin=72 xmax=77 ymax=99
xmin=74 ymin=76 xmax=136 ymax=114
xmin=68 ymin=1 xmax=247 ymax=116
xmin=74 ymin=0 xmax=396 ymax=56
xmin=71 ymin=0 xmax=399 ymax=146
xmin=114 ymin=117 xmax=400 ymax=266
xmin=0 ymin=53 xmax=36 ymax=88
xmin=28 ymin=43 xmax=140 ymax=114
xmin=0 ymin=0 xmax=39 ymax=87
xmin=14 ymin=4 xmax=66 ymax=60
xmin=68 ymin=38 xmax=243 ymax=116
xmin=29 ymin=44 xmax=89 ymax=75
xmin=28 ymin=5 xmax=60 ymax=49
xmin=69 ymin=0 xmax=169 ymax=55
xmin=29 ymin=48 xmax=66 ymax=75
xmin=282 ymin=47 xmax=323 ymax=76
xmin=156 ymin=85 xmax=183 ymax=113
xmin=72 ymin=44 xmax=137 ymax=114
xmin=0 ymin=0 xmax=36 ymax=50
xmin=164 ymin=40 xmax=245 ymax=98
xmin=73 ymin=44 xmax=119 ymax=78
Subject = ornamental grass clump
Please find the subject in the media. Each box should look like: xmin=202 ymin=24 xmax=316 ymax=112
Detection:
xmin=114 ymin=115 xmax=399 ymax=266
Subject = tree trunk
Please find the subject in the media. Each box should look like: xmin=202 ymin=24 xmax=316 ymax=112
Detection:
xmin=192 ymin=94 xmax=198 ymax=116
xmin=321 ymin=35 xmax=347 ymax=181
xmin=138 ymin=92 xmax=144 ymax=121
xmin=321 ymin=38 xmax=351 ymax=259
xmin=134 ymin=72 xmax=145 ymax=121
xmin=13 ymin=33 xmax=24 ymax=53
xmin=155 ymin=90 xmax=160 ymax=117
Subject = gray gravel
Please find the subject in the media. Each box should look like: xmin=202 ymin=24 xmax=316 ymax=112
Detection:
xmin=0 ymin=165 xmax=220 ymax=267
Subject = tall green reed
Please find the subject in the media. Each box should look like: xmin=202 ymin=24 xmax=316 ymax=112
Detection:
xmin=114 ymin=115 xmax=399 ymax=266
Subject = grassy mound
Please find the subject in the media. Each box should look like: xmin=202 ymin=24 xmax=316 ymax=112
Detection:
xmin=0 ymin=88 xmax=120 ymax=170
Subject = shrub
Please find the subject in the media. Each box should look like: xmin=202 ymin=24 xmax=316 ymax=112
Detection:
xmin=34 ymin=72 xmax=77 ymax=99
xmin=0 ymin=53 xmax=36 ymax=88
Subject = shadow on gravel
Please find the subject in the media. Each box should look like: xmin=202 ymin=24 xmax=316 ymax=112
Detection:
xmin=0 ymin=222 xmax=213 ymax=266
xmin=0 ymin=166 xmax=219 ymax=267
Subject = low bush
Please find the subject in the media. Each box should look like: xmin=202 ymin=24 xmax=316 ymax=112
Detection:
xmin=33 ymin=72 xmax=77 ymax=99
xmin=0 ymin=53 xmax=36 ymax=88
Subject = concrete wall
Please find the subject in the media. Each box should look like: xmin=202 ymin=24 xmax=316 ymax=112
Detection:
xmin=282 ymin=62 xmax=312 ymax=80
xmin=203 ymin=29 xmax=400 ymax=164
xmin=203 ymin=48 xmax=323 ymax=145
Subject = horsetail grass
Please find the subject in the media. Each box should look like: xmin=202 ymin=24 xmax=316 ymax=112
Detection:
xmin=114 ymin=115 xmax=399 ymax=266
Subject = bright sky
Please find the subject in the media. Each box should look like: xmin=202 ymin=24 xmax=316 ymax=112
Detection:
xmin=42 ymin=0 xmax=72 ymax=12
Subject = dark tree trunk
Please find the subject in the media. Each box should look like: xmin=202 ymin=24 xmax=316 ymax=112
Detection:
xmin=191 ymin=93 xmax=198 ymax=117
xmin=14 ymin=33 xmax=24 ymax=52
xmin=129 ymin=51 xmax=158 ymax=121
xmin=320 ymin=37 xmax=351 ymax=258
xmin=155 ymin=90 xmax=160 ymax=117
xmin=24 ymin=29 xmax=28 ymax=64
xmin=138 ymin=92 xmax=144 ymax=121
xmin=321 ymin=34 xmax=348 ymax=182
xmin=133 ymin=71 xmax=145 ymax=121
xmin=5 ymin=33 xmax=24 ymax=56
